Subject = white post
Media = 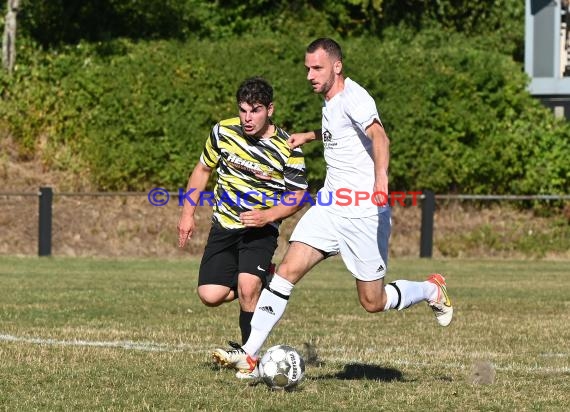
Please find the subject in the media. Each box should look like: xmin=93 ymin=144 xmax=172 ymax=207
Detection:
xmin=2 ymin=0 xmax=20 ymax=74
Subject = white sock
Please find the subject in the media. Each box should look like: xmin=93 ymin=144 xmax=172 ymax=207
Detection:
xmin=384 ymin=282 xmax=399 ymax=310
xmin=268 ymin=273 xmax=295 ymax=296
xmin=242 ymin=274 xmax=293 ymax=356
xmin=385 ymin=280 xmax=437 ymax=310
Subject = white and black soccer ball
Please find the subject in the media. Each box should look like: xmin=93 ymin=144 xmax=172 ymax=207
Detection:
xmin=259 ymin=345 xmax=305 ymax=390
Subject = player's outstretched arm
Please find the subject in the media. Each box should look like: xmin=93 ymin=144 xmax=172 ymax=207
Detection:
xmin=288 ymin=129 xmax=322 ymax=148
xmin=177 ymin=162 xmax=212 ymax=248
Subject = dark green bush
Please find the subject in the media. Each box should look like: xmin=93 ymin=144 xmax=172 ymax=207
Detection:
xmin=0 ymin=36 xmax=323 ymax=190
xmin=1 ymin=28 xmax=567 ymax=195
xmin=345 ymin=32 xmax=570 ymax=195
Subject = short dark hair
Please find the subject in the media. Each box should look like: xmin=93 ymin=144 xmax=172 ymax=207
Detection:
xmin=236 ymin=77 xmax=273 ymax=107
xmin=306 ymin=38 xmax=343 ymax=62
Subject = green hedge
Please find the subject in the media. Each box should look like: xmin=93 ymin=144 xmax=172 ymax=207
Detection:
xmin=0 ymin=35 xmax=323 ymax=190
xmin=347 ymin=31 xmax=570 ymax=195
xmin=1 ymin=31 xmax=568 ymax=195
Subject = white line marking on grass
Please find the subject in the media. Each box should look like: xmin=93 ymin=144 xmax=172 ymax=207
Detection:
xmin=3 ymin=334 xmax=568 ymax=374
xmin=539 ymin=352 xmax=569 ymax=358
xmin=0 ymin=333 xmax=206 ymax=353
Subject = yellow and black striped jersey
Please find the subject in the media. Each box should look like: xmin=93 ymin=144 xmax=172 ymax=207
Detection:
xmin=199 ymin=117 xmax=308 ymax=229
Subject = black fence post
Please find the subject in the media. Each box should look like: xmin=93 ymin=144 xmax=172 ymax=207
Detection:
xmin=38 ymin=187 xmax=53 ymax=257
xmin=420 ymin=190 xmax=435 ymax=258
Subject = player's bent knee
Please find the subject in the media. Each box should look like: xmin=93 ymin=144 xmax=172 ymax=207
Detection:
xmin=237 ymin=275 xmax=263 ymax=303
xmin=361 ymin=301 xmax=384 ymax=313
xmin=237 ymin=287 xmax=261 ymax=306
xmin=356 ymin=281 xmax=388 ymax=313
xmin=198 ymin=293 xmax=223 ymax=307
xmin=197 ymin=285 xmax=231 ymax=307
xmin=359 ymin=296 xmax=386 ymax=313
xmin=274 ymin=262 xmax=303 ymax=283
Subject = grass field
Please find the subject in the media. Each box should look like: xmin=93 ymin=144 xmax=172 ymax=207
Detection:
xmin=0 ymin=256 xmax=569 ymax=411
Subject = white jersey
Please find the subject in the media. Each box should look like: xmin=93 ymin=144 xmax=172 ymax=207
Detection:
xmin=318 ymin=77 xmax=387 ymax=217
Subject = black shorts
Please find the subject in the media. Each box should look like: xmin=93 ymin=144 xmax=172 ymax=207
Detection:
xmin=198 ymin=223 xmax=278 ymax=289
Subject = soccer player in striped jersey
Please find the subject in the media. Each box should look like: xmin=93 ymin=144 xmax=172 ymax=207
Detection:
xmin=213 ymin=39 xmax=453 ymax=380
xmin=178 ymin=77 xmax=308 ymax=378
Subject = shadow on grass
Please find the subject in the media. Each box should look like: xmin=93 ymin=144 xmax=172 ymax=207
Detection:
xmin=203 ymin=361 xmax=411 ymax=383
xmin=205 ymin=362 xmax=229 ymax=372
xmin=312 ymin=362 xmax=409 ymax=382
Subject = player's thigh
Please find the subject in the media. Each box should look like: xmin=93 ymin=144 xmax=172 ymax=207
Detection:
xmin=277 ymin=241 xmax=325 ymax=284
xmin=281 ymin=207 xmax=337 ymax=283
xmin=198 ymin=225 xmax=240 ymax=289
xmin=337 ymin=210 xmax=391 ymax=281
xmin=238 ymin=225 xmax=278 ymax=288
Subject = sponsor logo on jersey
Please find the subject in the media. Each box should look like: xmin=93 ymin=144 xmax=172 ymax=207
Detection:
xmin=226 ymin=153 xmax=273 ymax=177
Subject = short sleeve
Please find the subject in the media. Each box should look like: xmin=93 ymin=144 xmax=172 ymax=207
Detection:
xmin=343 ymin=79 xmax=383 ymax=134
xmin=199 ymin=124 xmax=221 ymax=168
xmin=283 ymin=147 xmax=308 ymax=191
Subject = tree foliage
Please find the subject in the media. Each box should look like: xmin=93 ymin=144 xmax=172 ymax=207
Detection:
xmin=14 ymin=0 xmax=523 ymax=55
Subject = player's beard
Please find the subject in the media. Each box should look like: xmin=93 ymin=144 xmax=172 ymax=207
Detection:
xmin=315 ymin=73 xmax=335 ymax=96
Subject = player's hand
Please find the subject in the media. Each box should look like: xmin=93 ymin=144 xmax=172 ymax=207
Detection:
xmin=287 ymin=132 xmax=312 ymax=149
xmin=177 ymin=215 xmax=195 ymax=248
xmin=240 ymin=210 xmax=270 ymax=227
xmin=373 ymin=172 xmax=389 ymax=206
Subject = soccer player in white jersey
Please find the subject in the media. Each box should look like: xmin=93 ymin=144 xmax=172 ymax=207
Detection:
xmin=212 ymin=38 xmax=453 ymax=379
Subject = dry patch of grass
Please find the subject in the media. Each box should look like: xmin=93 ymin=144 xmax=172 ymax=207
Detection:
xmin=0 ymin=194 xmax=568 ymax=259
xmin=0 ymin=152 xmax=568 ymax=259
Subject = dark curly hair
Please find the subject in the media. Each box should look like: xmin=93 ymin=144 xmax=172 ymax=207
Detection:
xmin=236 ymin=76 xmax=273 ymax=107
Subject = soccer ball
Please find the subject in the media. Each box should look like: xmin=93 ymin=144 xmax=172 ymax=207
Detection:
xmin=259 ymin=345 xmax=305 ymax=390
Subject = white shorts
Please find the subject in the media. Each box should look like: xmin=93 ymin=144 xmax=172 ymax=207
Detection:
xmin=290 ymin=206 xmax=391 ymax=281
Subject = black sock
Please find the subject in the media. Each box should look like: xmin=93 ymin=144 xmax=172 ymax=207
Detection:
xmin=239 ymin=310 xmax=254 ymax=344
